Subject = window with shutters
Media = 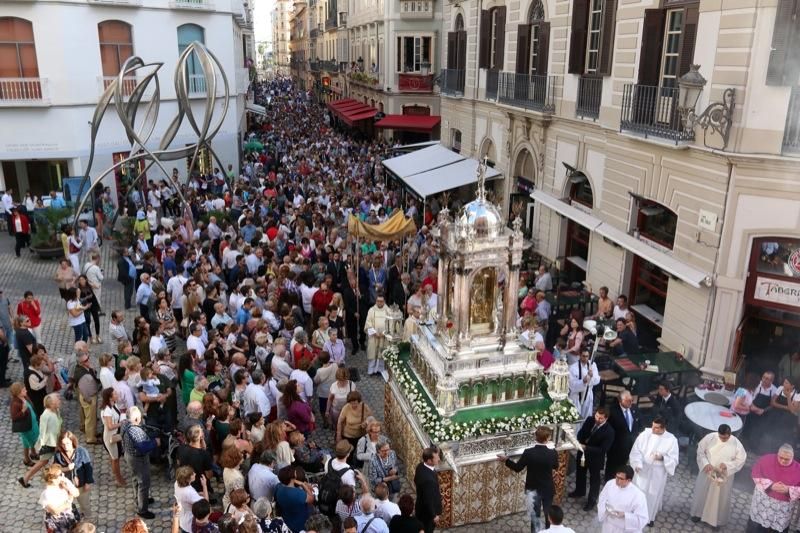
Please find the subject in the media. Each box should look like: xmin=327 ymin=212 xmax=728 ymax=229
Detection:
xmin=480 ymin=7 xmax=506 ymax=70
xmin=396 ymin=36 xmax=432 ymax=72
xmin=451 ymin=129 xmax=462 ymax=153
xmin=585 ymin=0 xmax=604 ymax=74
xmin=491 ymin=10 xmax=500 ymax=69
xmin=530 ymin=26 xmax=540 ymax=74
xmin=98 ymin=21 xmax=135 ymax=95
xmin=0 ymin=17 xmax=39 ymax=79
xmin=767 ymin=0 xmax=800 ymax=86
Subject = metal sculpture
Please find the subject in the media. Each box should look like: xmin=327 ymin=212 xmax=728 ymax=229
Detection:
xmin=73 ymin=41 xmax=231 ymax=226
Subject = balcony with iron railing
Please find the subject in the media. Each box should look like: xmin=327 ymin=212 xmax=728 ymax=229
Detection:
xmin=576 ymin=76 xmax=602 ymax=120
xmin=619 ymin=84 xmax=694 ymax=143
xmin=320 ymin=61 xmax=339 ymax=72
xmin=325 ymin=18 xmax=337 ymax=30
xmin=187 ymin=74 xmax=208 ymax=95
xmin=440 ymin=69 xmax=465 ymax=97
xmin=309 ymin=61 xmax=320 ymax=72
xmin=497 ymin=72 xmax=557 ymax=113
xmin=485 ymin=69 xmax=499 ymax=100
xmin=783 ymin=86 xmax=800 ymax=155
xmin=0 ymin=78 xmax=49 ymax=105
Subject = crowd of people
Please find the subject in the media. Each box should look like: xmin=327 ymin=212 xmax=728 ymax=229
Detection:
xmin=1 ymin=76 xmax=799 ymax=533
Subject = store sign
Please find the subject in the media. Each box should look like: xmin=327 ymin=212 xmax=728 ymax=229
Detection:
xmin=789 ymin=249 xmax=800 ymax=275
xmin=754 ymin=276 xmax=800 ymax=307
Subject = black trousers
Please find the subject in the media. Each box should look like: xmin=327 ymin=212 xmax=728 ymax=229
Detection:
xmin=0 ymin=342 xmax=8 ymax=381
xmin=122 ymin=280 xmax=134 ymax=309
xmin=420 ymin=518 xmax=435 ymax=533
xmin=139 ymin=303 xmax=150 ymax=322
xmin=14 ymin=232 xmax=27 ymax=257
xmin=345 ymin=317 xmax=360 ymax=353
xmin=574 ymin=452 xmax=603 ymax=504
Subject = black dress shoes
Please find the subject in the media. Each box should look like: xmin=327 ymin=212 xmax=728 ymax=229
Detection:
xmin=583 ymin=502 xmax=595 ymax=512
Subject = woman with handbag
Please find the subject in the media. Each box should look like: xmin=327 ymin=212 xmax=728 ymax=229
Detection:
xmin=9 ymin=382 xmax=43 ymax=468
xmin=20 ymin=392 xmax=62 ymax=488
xmin=52 ymin=430 xmax=94 ymax=520
xmin=101 ymin=387 xmax=127 ymax=486
xmin=38 ymin=464 xmax=81 ymax=533
xmin=369 ymin=441 xmax=401 ymax=498
xmin=336 ymin=390 xmax=373 ymax=468
xmin=356 ymin=420 xmax=386 ymax=478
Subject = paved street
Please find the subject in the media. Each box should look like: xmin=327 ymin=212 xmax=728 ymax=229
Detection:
xmin=0 ymin=234 xmax=753 ymax=532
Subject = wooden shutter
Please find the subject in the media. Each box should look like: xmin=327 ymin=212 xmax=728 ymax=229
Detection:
xmin=598 ymin=0 xmax=618 ymax=76
xmin=537 ymin=22 xmax=551 ymax=74
xmin=457 ymin=31 xmax=467 ymax=71
xmin=679 ymin=4 xmax=699 ymax=77
xmin=568 ymin=0 xmax=589 ymax=74
xmin=494 ymin=7 xmax=507 ymax=71
xmin=479 ymin=10 xmax=491 ymax=69
xmin=767 ymin=0 xmax=800 ymax=86
xmin=637 ymin=9 xmax=666 ymax=85
xmin=447 ymin=31 xmax=458 ymax=69
xmin=516 ymin=24 xmax=531 ymax=74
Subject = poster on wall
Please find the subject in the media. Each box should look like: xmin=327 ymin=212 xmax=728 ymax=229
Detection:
xmin=754 ymin=276 xmax=800 ymax=308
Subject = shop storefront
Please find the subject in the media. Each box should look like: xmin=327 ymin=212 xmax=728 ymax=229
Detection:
xmin=734 ymin=237 xmax=800 ymax=375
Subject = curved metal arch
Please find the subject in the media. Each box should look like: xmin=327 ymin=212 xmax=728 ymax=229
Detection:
xmin=73 ymin=41 xmax=231 ymax=228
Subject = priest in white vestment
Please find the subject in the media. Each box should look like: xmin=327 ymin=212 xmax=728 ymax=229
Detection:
xmin=690 ymin=423 xmax=747 ymax=528
xmin=364 ymin=294 xmax=389 ymax=375
xmin=569 ymin=350 xmax=600 ymax=419
xmin=597 ymin=465 xmax=649 ymax=533
xmin=628 ymin=416 xmax=679 ymax=526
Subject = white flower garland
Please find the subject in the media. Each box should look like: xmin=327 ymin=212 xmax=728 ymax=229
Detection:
xmin=383 ymin=344 xmax=580 ymax=442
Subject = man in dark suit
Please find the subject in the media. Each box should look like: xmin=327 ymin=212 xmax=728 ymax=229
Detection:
xmin=326 ymin=250 xmax=348 ymax=293
xmin=498 ymin=426 xmax=560 ymax=531
xmin=652 ymin=381 xmax=682 ymax=431
xmin=386 ymin=255 xmax=403 ymax=303
xmin=389 ymin=272 xmax=411 ymax=313
xmin=570 ymin=406 xmax=615 ymax=510
xmin=414 ymin=446 xmax=443 ymax=533
xmin=341 ymin=275 xmax=364 ymax=354
xmin=605 ymin=390 xmax=642 ymax=481
xmin=116 ymin=247 xmax=136 ymax=310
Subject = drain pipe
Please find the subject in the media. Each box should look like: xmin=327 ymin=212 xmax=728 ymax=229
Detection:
xmin=696 ymin=157 xmax=734 ymax=373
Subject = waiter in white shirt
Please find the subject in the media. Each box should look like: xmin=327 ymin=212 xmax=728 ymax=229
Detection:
xmin=569 ymin=349 xmax=600 ymax=419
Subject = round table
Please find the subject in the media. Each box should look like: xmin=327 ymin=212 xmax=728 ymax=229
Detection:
xmin=684 ymin=401 xmax=743 ymax=432
xmin=694 ymin=386 xmax=735 ymax=406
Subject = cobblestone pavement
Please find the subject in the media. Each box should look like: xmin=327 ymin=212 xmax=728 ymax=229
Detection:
xmin=0 ymin=235 xmax=752 ymax=532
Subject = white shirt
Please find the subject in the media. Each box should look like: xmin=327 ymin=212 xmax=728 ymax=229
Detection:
xmin=248 ymin=463 xmax=279 ymax=502
xmin=613 ymin=305 xmax=629 ymax=321
xmin=175 ymin=483 xmax=203 ymax=532
xmin=329 ymin=458 xmax=356 ymax=487
xmin=374 ymin=499 xmax=400 ymax=523
xmin=167 ymin=275 xmax=188 ymax=309
xmin=541 ymin=526 xmax=576 ymax=533
xmin=300 ymin=284 xmax=318 ymax=314
xmin=187 ymin=334 xmax=206 ymax=358
xmin=290 ymin=369 xmax=314 ymax=401
xmin=242 ymin=382 xmax=271 ymax=418
xmin=67 ymin=300 xmax=85 ymax=327
xmin=99 ymin=367 xmax=116 ymax=390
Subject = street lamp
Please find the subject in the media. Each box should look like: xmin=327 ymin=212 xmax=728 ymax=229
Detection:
xmin=678 ymin=64 xmax=736 ymax=150
xmin=357 ymin=56 xmax=364 ymax=71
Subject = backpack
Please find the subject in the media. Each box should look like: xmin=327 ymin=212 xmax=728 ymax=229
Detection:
xmin=317 ymin=463 xmax=351 ymax=516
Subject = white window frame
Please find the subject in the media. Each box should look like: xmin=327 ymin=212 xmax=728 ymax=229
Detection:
xmin=490 ymin=9 xmax=499 ymax=69
xmin=585 ymin=0 xmax=604 ymax=74
xmin=529 ymin=24 xmax=540 ymax=76
xmin=658 ymin=8 xmax=683 ymax=89
xmin=395 ymin=34 xmax=434 ymax=72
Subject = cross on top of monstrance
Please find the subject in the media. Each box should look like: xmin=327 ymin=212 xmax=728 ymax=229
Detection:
xmin=476 ymin=156 xmax=489 ymax=202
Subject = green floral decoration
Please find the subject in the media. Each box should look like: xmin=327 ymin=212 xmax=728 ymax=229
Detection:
xmin=382 ymin=344 xmax=580 ymax=443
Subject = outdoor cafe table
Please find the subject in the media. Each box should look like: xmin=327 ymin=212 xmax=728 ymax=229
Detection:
xmin=684 ymin=401 xmax=743 ymax=433
xmin=694 ymin=386 xmax=735 ymax=406
xmin=611 ymin=351 xmax=700 ymax=397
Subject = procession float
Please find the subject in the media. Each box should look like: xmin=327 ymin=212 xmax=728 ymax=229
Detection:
xmin=381 ymin=162 xmax=582 ymax=527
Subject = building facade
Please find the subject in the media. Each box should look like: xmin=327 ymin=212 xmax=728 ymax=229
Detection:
xmin=0 ymin=0 xmax=254 ymax=200
xmin=440 ymin=0 xmax=800 ymax=378
xmin=273 ymin=0 xmax=293 ymax=76
xmin=289 ymin=0 xmax=309 ymax=90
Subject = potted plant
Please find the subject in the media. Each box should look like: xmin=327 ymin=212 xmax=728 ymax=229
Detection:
xmin=30 ymin=207 xmax=72 ymax=259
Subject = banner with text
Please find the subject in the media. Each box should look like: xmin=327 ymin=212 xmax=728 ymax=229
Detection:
xmin=754 ymin=277 xmax=800 ymax=308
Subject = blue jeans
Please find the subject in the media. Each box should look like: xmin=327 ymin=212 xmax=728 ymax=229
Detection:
xmin=72 ymin=323 xmax=88 ymax=342
xmin=525 ymin=489 xmax=550 ymax=533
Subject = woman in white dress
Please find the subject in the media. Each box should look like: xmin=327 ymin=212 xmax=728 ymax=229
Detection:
xmin=100 ymin=387 xmax=126 ymax=486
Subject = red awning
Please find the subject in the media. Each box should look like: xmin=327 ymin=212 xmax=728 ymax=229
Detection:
xmin=326 ymin=98 xmax=357 ymax=111
xmin=374 ymin=114 xmax=441 ymax=133
xmin=342 ymin=108 xmax=378 ymax=126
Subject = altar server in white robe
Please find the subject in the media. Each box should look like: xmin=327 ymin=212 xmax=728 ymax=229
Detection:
xmin=597 ymin=465 xmax=649 ymax=533
xmin=364 ymin=294 xmax=389 ymax=375
xmin=628 ymin=416 xmax=679 ymax=526
xmin=569 ymin=349 xmax=600 ymax=419
xmin=690 ymin=423 xmax=747 ymax=528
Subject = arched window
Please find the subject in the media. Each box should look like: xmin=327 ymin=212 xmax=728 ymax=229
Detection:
xmin=0 ymin=17 xmax=40 ymax=100
xmin=635 ymin=199 xmax=677 ymax=249
xmin=569 ymin=172 xmax=593 ymax=208
xmin=454 ymin=13 xmax=464 ymax=31
xmin=177 ymin=23 xmax=205 ymax=93
xmin=98 ymin=21 xmax=134 ymax=93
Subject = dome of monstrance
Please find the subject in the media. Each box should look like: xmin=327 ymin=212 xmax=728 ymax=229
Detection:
xmin=457 ymin=197 xmax=503 ymax=239
xmin=455 ymin=158 xmax=504 ymax=239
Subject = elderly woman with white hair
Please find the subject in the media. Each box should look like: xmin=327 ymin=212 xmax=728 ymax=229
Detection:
xmin=252 ymin=496 xmax=292 ymax=532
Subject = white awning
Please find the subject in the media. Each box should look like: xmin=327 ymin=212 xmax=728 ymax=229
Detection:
xmin=595 ymin=222 xmax=712 ymax=288
xmin=529 ymin=189 xmax=602 ymax=230
xmin=403 ymin=158 xmax=502 ymax=198
xmin=382 ymin=144 xmax=464 ymax=179
xmin=246 ymin=102 xmax=266 ymax=116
